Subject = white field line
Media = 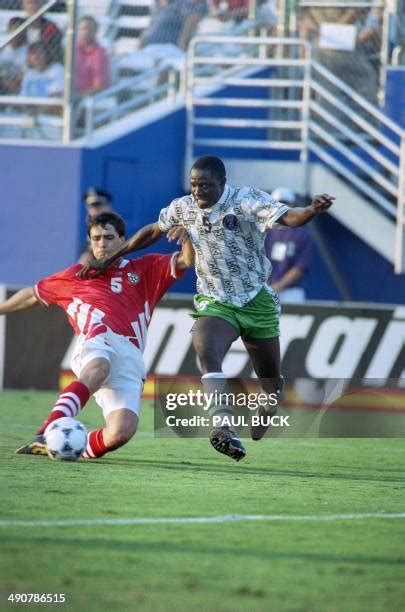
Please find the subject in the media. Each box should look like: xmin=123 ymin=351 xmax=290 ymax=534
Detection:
xmin=0 ymin=513 xmax=404 ymax=528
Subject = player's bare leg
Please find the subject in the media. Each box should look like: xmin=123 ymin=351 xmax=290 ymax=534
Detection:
xmin=83 ymin=408 xmax=138 ymax=459
xmin=192 ymin=316 xmax=246 ymax=461
xmin=242 ymin=335 xmax=284 ymax=441
xmin=16 ymin=357 xmax=110 ymax=456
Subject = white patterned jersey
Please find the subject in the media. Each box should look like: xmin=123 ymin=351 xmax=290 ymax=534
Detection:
xmin=159 ymin=184 xmax=289 ymax=306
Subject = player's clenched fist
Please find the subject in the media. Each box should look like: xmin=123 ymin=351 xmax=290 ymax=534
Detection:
xmin=167 ymin=225 xmax=189 ymax=245
xmin=310 ymin=193 xmax=335 ymax=212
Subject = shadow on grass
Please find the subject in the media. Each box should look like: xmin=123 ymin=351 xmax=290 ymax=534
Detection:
xmin=2 ymin=533 xmax=405 ymax=568
xmin=92 ymin=457 xmax=405 ymax=484
xmin=8 ymin=450 xmax=405 ymax=484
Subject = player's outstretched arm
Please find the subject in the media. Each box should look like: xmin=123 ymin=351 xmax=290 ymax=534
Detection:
xmin=120 ymin=221 xmax=165 ymax=255
xmin=78 ymin=221 xmax=165 ymax=278
xmin=0 ymin=287 xmax=37 ymax=315
xmin=89 ymin=222 xmax=186 ymax=270
xmin=279 ymin=193 xmax=335 ymax=227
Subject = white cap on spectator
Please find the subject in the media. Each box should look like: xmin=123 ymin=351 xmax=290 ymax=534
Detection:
xmin=271 ymin=186 xmax=295 ymax=204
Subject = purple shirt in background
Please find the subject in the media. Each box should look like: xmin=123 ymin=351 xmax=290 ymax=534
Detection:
xmin=265 ymin=227 xmax=313 ymax=288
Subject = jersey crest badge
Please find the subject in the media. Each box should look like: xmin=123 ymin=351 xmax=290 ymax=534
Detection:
xmin=222 ymin=214 xmax=239 ymax=230
xmin=127 ymin=272 xmax=140 ymax=285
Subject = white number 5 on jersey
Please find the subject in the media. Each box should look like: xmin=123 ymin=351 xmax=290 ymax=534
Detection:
xmin=111 ymin=277 xmax=123 ymax=293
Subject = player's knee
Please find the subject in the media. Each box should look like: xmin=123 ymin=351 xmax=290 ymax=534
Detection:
xmin=96 ymin=360 xmax=110 ymax=383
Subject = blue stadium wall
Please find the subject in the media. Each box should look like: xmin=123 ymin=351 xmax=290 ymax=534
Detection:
xmin=0 ymin=144 xmax=82 ymax=286
xmin=0 ymin=105 xmax=404 ymax=303
xmin=0 ymin=108 xmax=193 ymax=294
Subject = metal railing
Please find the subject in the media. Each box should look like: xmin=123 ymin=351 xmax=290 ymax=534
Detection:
xmin=0 ymin=53 xmax=180 ymax=141
xmin=75 ymin=64 xmax=180 ymax=138
xmin=185 ymin=35 xmax=405 ymax=273
xmin=0 ymin=95 xmax=66 ymax=139
xmin=186 ymin=35 xmax=310 ymax=154
xmin=307 ymin=60 xmax=405 ymax=272
xmin=307 ymin=60 xmax=402 ymax=219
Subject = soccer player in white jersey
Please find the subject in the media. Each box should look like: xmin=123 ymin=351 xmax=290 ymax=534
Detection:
xmin=0 ymin=212 xmax=194 ymax=459
xmin=80 ymin=156 xmax=335 ymax=461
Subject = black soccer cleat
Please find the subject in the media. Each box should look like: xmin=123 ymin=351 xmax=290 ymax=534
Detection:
xmin=15 ymin=434 xmax=47 ymax=456
xmin=209 ymin=427 xmax=246 ymax=461
xmin=250 ymin=377 xmax=285 ymax=441
xmin=250 ymin=405 xmax=278 ymax=441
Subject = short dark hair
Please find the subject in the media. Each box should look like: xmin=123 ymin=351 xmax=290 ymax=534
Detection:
xmin=87 ymin=212 xmax=126 ymax=238
xmin=80 ymin=15 xmax=98 ymax=30
xmin=83 ymin=187 xmax=112 ymax=206
xmin=8 ymin=17 xmax=25 ymax=30
xmin=191 ymin=156 xmax=226 ymax=180
xmin=28 ymin=41 xmax=47 ymax=56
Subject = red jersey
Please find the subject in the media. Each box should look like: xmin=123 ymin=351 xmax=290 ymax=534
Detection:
xmin=34 ymin=253 xmax=183 ymax=352
xmin=75 ymin=41 xmax=111 ymax=94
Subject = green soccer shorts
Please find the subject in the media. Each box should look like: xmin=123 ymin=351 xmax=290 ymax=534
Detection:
xmin=192 ymin=287 xmax=280 ymax=339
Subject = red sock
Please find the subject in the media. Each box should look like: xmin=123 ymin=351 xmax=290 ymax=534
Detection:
xmin=82 ymin=429 xmax=107 ymax=459
xmin=37 ymin=381 xmax=90 ymax=435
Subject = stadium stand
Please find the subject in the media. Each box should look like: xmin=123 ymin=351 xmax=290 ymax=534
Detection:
xmin=0 ymin=0 xmax=404 ymax=281
xmin=0 ymin=6 xmax=67 ymax=43
xmin=107 ymin=0 xmax=157 ymax=54
xmin=296 ymin=1 xmax=383 ymax=105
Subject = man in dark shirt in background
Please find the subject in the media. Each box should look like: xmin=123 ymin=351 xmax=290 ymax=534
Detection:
xmin=265 ymin=187 xmax=313 ymax=303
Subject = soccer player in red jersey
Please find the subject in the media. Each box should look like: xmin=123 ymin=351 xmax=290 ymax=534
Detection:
xmin=0 ymin=212 xmax=194 ymax=459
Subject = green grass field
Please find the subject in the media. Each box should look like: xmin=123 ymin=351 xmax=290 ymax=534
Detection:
xmin=1 ymin=389 xmax=405 ymax=612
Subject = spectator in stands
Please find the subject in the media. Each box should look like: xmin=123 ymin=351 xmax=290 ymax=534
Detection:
xmin=297 ymin=6 xmax=319 ymax=48
xmin=140 ymin=0 xmax=207 ymax=50
xmin=265 ymin=187 xmax=313 ymax=304
xmin=177 ymin=0 xmax=208 ymax=49
xmin=298 ymin=6 xmax=381 ymax=103
xmin=140 ymin=0 xmax=185 ymax=48
xmin=79 ymin=187 xmax=114 ymax=264
xmin=0 ymin=17 xmax=27 ymax=94
xmin=20 ymin=40 xmax=64 ymax=98
xmin=75 ymin=16 xmax=111 ymax=98
xmin=256 ymin=0 xmax=278 ymax=33
xmin=0 ymin=60 xmax=22 ymax=94
xmin=338 ymin=7 xmax=382 ymax=102
xmin=116 ymin=0 xmax=193 ymax=77
xmin=196 ymin=1 xmax=235 ymax=36
xmin=1 ymin=17 xmax=28 ymax=70
xmin=356 ymin=7 xmax=383 ymax=73
xmin=210 ymin=0 xmax=249 ymax=23
xmin=22 ymin=0 xmax=63 ymax=64
xmin=194 ymin=2 xmax=242 ymax=57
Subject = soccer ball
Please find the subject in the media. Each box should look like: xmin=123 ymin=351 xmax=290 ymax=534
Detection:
xmin=44 ymin=417 xmax=87 ymax=461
